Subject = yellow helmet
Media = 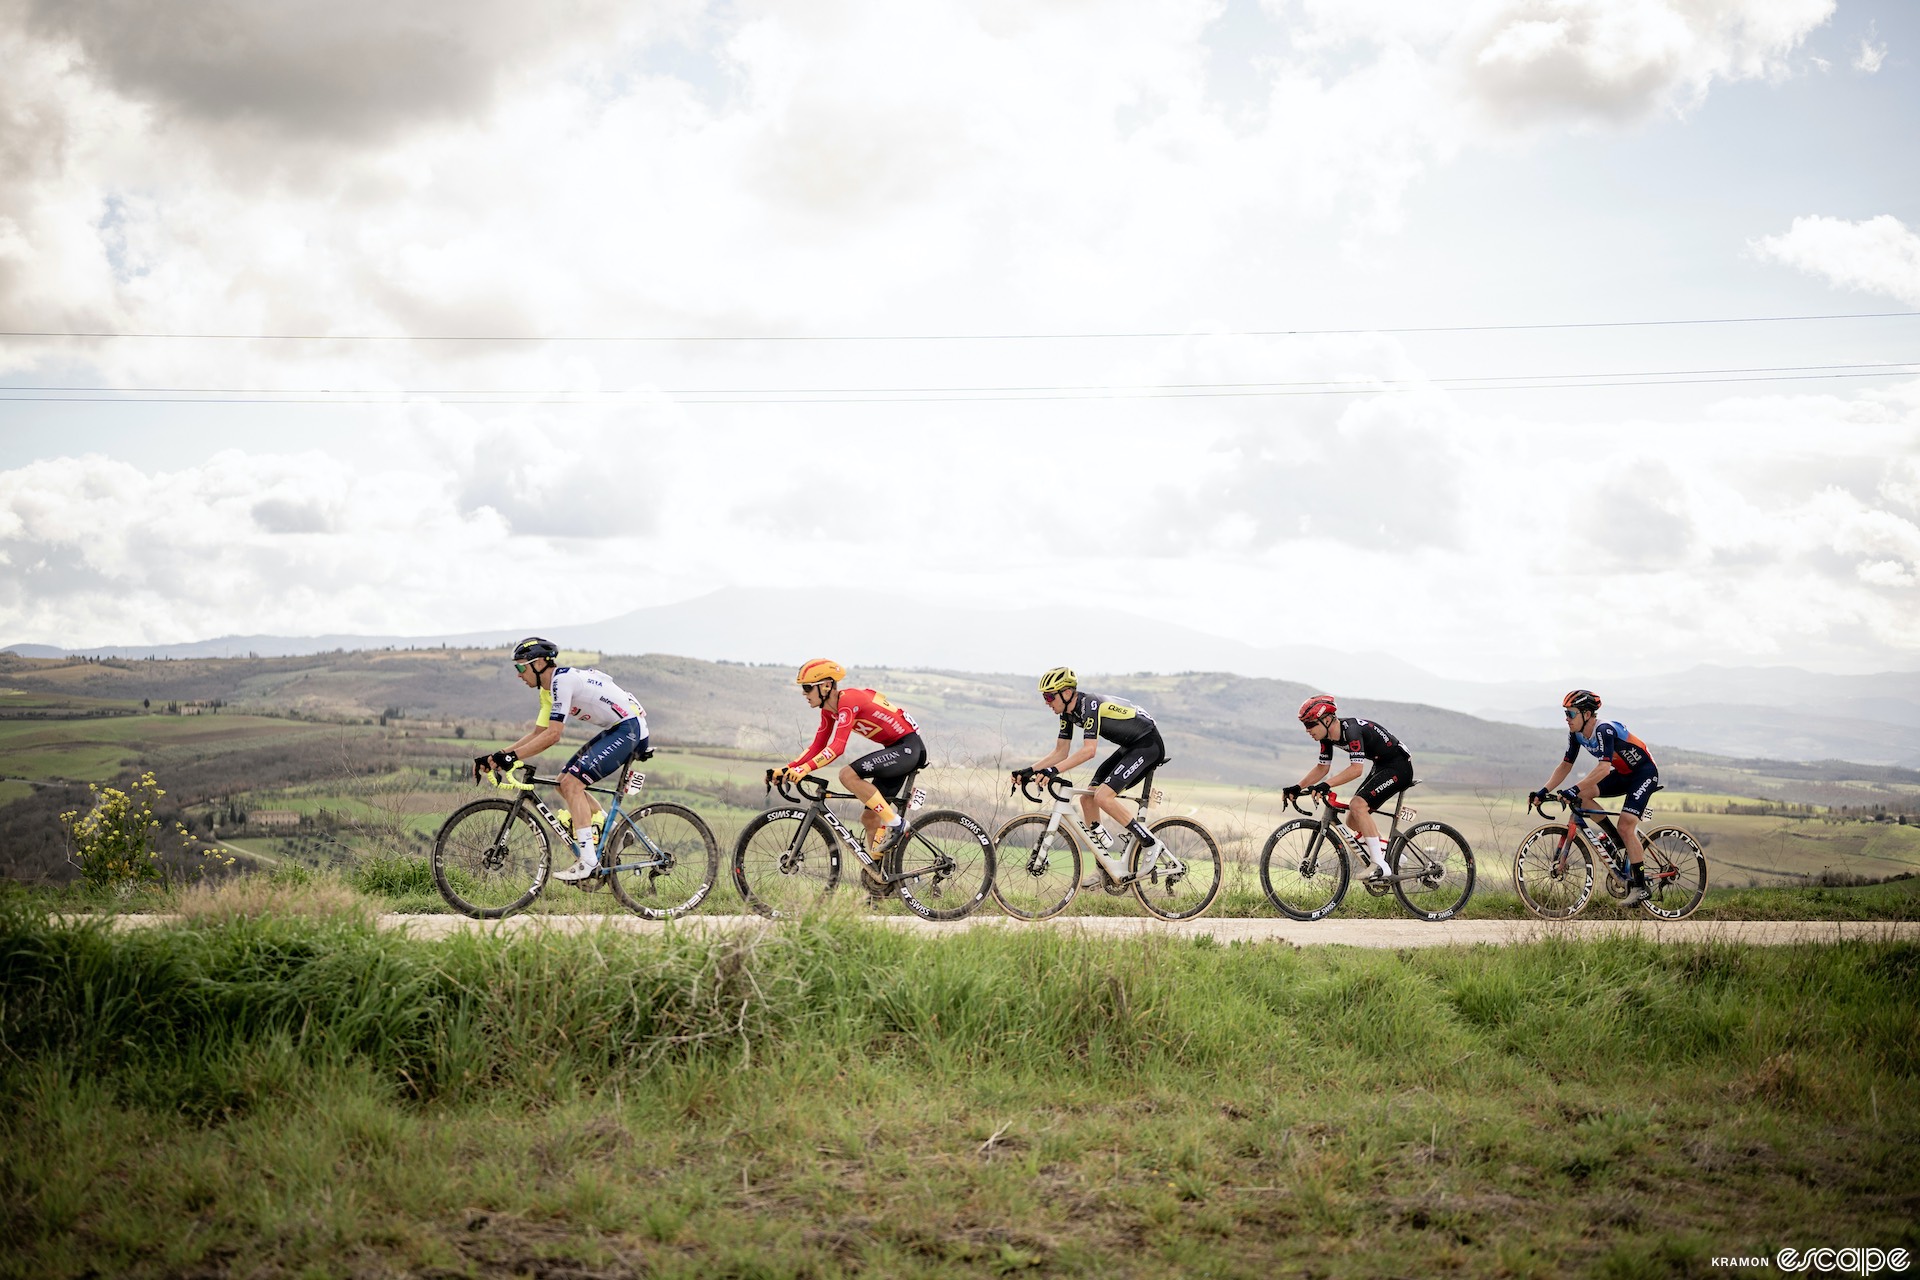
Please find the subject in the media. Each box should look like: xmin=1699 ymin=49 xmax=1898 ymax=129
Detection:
xmin=796 ymin=658 xmax=846 ymax=686
xmin=1038 ymin=666 xmax=1078 ymax=694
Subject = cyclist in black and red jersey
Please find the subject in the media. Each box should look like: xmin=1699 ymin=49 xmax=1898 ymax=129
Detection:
xmin=1530 ymin=689 xmax=1657 ymax=907
xmin=1284 ymin=694 xmax=1411 ymax=881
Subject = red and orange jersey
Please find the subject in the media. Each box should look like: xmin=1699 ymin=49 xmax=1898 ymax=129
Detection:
xmin=788 ymin=688 xmax=920 ymax=772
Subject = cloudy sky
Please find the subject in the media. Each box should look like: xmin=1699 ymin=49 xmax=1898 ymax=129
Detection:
xmin=1 ymin=0 xmax=1916 ymax=682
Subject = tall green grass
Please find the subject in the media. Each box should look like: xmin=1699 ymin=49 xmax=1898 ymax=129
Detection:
xmin=4 ymin=905 xmax=1916 ymax=1278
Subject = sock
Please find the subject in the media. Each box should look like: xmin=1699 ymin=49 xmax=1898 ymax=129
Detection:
xmin=1630 ymin=862 xmax=1647 ymax=887
xmin=865 ymin=795 xmax=898 ymax=827
xmin=1365 ymin=836 xmax=1388 ymax=869
xmin=577 ymin=834 xmax=598 ymax=866
xmin=1126 ymin=819 xmax=1152 ymax=843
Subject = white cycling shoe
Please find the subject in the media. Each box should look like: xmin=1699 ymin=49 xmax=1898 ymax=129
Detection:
xmin=554 ymin=856 xmax=600 ymax=883
xmin=1621 ymin=883 xmax=1651 ymax=907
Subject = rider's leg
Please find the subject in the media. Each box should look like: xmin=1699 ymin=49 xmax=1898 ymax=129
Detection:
xmin=838 ymin=766 xmax=896 ymax=847
xmin=1346 ymin=797 xmax=1391 ymax=875
xmin=557 ymin=771 xmax=598 ymax=832
xmin=1090 ymin=784 xmax=1137 ymax=832
xmin=1617 ymin=812 xmax=1645 ymax=869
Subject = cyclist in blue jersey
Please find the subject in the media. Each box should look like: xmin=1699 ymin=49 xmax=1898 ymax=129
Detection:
xmin=472 ymin=638 xmax=650 ymax=882
xmin=1529 ymin=689 xmax=1656 ymax=907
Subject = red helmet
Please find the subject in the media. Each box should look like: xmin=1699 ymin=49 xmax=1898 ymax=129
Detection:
xmin=1561 ymin=689 xmax=1601 ymax=713
xmin=1298 ymin=694 xmax=1337 ymax=723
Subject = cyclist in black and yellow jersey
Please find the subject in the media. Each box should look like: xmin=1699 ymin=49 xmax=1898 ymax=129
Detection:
xmin=1015 ymin=666 xmax=1168 ymax=884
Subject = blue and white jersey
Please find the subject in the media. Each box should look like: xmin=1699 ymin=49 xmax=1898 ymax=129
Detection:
xmin=540 ymin=667 xmax=646 ymax=735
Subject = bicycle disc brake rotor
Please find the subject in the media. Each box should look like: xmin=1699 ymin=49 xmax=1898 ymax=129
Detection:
xmin=777 ymin=849 xmax=804 ymax=874
xmin=483 ymin=842 xmax=511 ymax=873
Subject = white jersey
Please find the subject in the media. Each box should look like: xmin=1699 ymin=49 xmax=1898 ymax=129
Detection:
xmin=541 ymin=667 xmax=647 ymax=735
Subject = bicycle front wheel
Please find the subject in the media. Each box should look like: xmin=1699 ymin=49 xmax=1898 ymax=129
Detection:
xmin=1389 ymin=821 xmax=1475 ymax=921
xmin=1638 ymin=825 xmax=1708 ymax=920
xmin=732 ymin=809 xmax=842 ymax=918
xmin=606 ymin=802 xmax=720 ymax=920
xmin=432 ymin=798 xmax=553 ymax=919
xmin=1511 ymin=823 xmax=1595 ymax=920
xmin=1259 ymin=818 xmax=1350 ymax=921
xmin=1136 ymin=817 xmax=1222 ymax=921
xmin=887 ymin=810 xmax=995 ymax=922
xmin=990 ymin=813 xmax=1083 ymax=920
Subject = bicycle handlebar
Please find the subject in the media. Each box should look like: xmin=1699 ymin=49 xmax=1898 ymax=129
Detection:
xmin=765 ymin=769 xmax=839 ymax=805
xmin=1013 ymin=771 xmax=1075 ymax=804
xmin=1280 ymin=783 xmax=1334 ymax=816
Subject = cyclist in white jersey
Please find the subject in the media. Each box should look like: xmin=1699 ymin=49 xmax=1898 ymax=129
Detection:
xmin=472 ymin=637 xmax=650 ymax=882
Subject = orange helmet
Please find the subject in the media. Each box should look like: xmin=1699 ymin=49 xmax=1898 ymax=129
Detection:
xmin=795 ymin=658 xmax=847 ymax=686
xmin=1298 ymin=694 xmax=1337 ymax=723
xmin=1561 ymin=689 xmax=1601 ymax=713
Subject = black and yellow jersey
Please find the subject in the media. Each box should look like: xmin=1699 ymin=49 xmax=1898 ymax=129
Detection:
xmin=1057 ymin=692 xmax=1159 ymax=748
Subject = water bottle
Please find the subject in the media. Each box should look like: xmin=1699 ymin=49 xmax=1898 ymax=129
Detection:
xmin=1081 ymin=822 xmax=1114 ymax=851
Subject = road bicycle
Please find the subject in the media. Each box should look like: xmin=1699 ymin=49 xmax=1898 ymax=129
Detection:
xmin=432 ymin=750 xmax=719 ymax=920
xmin=731 ymin=769 xmax=995 ymax=921
xmin=992 ymin=767 xmax=1222 ymax=921
xmin=1512 ymin=789 xmax=1707 ymax=920
xmin=1258 ymin=783 xmax=1475 ymax=922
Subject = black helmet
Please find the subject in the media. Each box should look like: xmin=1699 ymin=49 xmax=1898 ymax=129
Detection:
xmin=512 ymin=637 xmax=559 ymax=664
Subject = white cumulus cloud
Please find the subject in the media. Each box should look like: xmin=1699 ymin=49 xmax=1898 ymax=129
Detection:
xmin=1753 ymin=214 xmax=1920 ymax=306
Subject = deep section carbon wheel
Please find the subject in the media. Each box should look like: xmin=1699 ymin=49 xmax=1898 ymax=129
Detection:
xmin=432 ymin=798 xmax=552 ymax=919
xmin=606 ymin=802 xmax=720 ymax=920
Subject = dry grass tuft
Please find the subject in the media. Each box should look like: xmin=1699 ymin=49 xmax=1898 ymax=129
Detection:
xmin=173 ymin=873 xmax=378 ymax=926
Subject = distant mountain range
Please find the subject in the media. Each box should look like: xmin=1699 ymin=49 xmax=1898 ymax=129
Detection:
xmin=9 ymin=587 xmax=1920 ymax=767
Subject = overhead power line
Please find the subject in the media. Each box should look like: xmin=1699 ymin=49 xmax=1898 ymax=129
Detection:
xmin=2 ymin=360 xmax=1916 ymax=405
xmin=0 ymin=310 xmax=1916 ymax=344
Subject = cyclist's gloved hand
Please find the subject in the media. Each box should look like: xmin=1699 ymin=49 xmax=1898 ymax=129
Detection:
xmin=1557 ymin=786 xmax=1581 ymax=806
xmin=1307 ymin=781 xmax=1331 ymax=796
xmin=1527 ymin=788 xmax=1550 ymax=809
xmin=1037 ymin=766 xmax=1059 ymax=778
xmin=472 ymin=750 xmax=517 ymax=782
xmin=1011 ymin=766 xmax=1034 ymax=784
xmin=774 ymin=765 xmax=807 ymax=786
xmin=1281 ymin=785 xmax=1301 ymax=803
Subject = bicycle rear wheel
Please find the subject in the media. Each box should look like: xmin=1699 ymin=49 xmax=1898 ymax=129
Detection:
xmin=432 ymin=798 xmax=553 ymax=919
xmin=1136 ymin=817 xmax=1222 ymax=921
xmin=731 ymin=809 xmax=842 ymax=918
xmin=1638 ymin=825 xmax=1707 ymax=920
xmin=607 ymin=802 xmax=720 ymax=920
xmin=1258 ymin=818 xmax=1350 ymax=921
xmin=1511 ymin=823 xmax=1595 ymax=920
xmin=886 ymin=810 xmax=995 ymax=922
xmin=1389 ymin=821 xmax=1475 ymax=921
xmin=990 ymin=813 xmax=1082 ymax=920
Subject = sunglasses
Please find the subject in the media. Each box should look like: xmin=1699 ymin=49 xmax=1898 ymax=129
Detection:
xmin=514 ymin=662 xmax=532 ymax=674
xmin=1564 ymin=708 xmax=1583 ymax=719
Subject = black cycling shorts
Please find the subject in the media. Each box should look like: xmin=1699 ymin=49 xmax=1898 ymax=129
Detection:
xmin=850 ymin=732 xmax=928 ymax=801
xmin=1353 ymin=756 xmax=1414 ymax=812
xmin=1091 ymin=732 xmax=1166 ymax=795
xmin=1597 ymin=765 xmax=1660 ymax=818
xmin=564 ymin=719 xmax=646 ymax=785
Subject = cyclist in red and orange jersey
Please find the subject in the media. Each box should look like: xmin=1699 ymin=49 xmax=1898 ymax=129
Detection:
xmin=775 ymin=659 xmax=927 ymax=856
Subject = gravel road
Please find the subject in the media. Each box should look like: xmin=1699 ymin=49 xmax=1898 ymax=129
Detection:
xmin=97 ymin=913 xmax=1918 ymax=948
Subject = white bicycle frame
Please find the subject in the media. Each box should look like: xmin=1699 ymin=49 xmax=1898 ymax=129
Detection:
xmin=1024 ymin=776 xmax=1187 ymax=883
